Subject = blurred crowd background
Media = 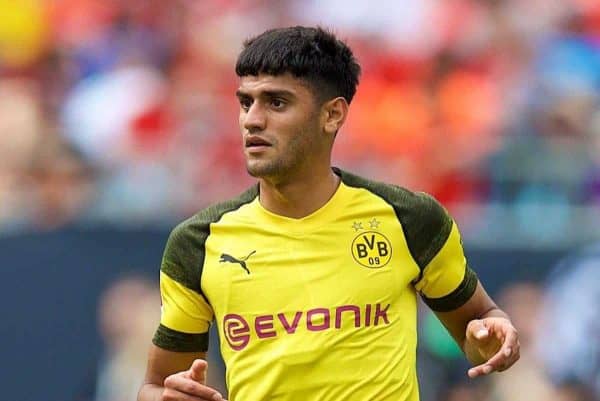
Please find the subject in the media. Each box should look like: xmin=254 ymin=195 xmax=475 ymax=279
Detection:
xmin=1 ymin=0 xmax=599 ymax=401
xmin=2 ymin=0 xmax=600 ymax=246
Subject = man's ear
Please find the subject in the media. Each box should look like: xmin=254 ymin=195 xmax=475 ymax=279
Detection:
xmin=322 ymin=97 xmax=349 ymax=136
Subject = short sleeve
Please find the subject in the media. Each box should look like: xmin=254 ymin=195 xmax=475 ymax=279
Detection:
xmin=152 ymin=186 xmax=258 ymax=351
xmin=413 ymin=220 xmax=478 ymax=312
xmin=334 ymin=169 xmax=478 ymax=312
xmin=152 ymin=220 xmax=214 ymax=352
xmin=153 ymin=267 xmax=213 ymax=352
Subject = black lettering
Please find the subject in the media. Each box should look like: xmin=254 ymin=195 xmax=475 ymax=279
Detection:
xmin=377 ymin=242 xmax=389 ymax=257
xmin=363 ymin=234 xmax=376 ymax=250
xmin=356 ymin=243 xmax=368 ymax=258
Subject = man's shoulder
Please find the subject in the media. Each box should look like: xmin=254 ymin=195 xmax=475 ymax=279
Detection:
xmin=161 ymin=185 xmax=259 ymax=288
xmin=336 ymin=167 xmax=442 ymax=214
xmin=337 ymin=167 xmax=452 ymax=269
xmin=171 ymin=185 xmax=259 ymax=236
xmin=164 ymin=185 xmax=259 ymax=260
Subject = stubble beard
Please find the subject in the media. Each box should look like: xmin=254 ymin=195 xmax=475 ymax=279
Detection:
xmin=246 ymin=157 xmax=285 ymax=179
xmin=246 ymin=128 xmax=315 ymax=182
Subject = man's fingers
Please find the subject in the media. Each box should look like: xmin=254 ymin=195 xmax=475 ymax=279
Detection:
xmin=189 ymin=359 xmax=208 ymax=384
xmin=501 ymin=328 xmax=519 ymax=357
xmin=465 ymin=317 xmax=520 ymax=378
xmin=467 ymin=363 xmax=493 ymax=378
xmin=163 ymin=373 xmax=224 ymax=401
xmin=466 ymin=319 xmax=489 ymax=341
xmin=468 ymin=333 xmax=520 ymax=378
xmin=489 ymin=326 xmax=520 ymax=370
xmin=468 ymin=348 xmax=519 ymax=378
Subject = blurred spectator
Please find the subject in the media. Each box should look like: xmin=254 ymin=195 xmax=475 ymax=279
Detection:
xmin=0 ymin=78 xmax=44 ymax=229
xmin=82 ymin=274 xmax=228 ymax=401
xmin=26 ymin=134 xmax=95 ymax=229
xmin=416 ymin=306 xmax=473 ymax=401
xmin=538 ymin=244 xmax=600 ymax=401
xmin=478 ymin=282 xmax=561 ymax=401
xmin=0 ymin=0 xmax=599 ymax=246
xmin=426 ymin=281 xmax=564 ymax=401
xmin=93 ymin=275 xmax=160 ymax=401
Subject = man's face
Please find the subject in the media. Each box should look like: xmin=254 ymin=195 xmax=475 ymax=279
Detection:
xmin=236 ymin=73 xmax=323 ymax=181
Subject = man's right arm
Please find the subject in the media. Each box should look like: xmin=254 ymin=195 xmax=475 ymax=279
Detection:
xmin=144 ymin=215 xmax=224 ymax=400
xmin=138 ymin=344 xmax=224 ymax=401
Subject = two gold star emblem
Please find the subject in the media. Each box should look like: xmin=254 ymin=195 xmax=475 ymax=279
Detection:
xmin=352 ymin=218 xmax=380 ymax=231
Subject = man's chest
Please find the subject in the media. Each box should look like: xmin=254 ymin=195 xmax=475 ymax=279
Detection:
xmin=200 ymin=215 xmax=421 ymax=317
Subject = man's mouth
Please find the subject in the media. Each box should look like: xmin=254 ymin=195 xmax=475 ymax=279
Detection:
xmin=245 ymin=136 xmax=272 ymax=148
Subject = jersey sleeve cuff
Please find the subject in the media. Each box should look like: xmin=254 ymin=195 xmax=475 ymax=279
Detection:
xmin=152 ymin=324 xmax=209 ymax=352
xmin=421 ymin=266 xmax=478 ymax=312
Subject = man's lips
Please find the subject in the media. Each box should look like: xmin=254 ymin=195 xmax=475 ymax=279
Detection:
xmin=245 ymin=136 xmax=272 ymax=148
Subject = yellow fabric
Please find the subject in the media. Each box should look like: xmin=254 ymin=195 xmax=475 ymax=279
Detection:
xmin=159 ymin=270 xmax=212 ymax=334
xmin=160 ymin=182 xmax=470 ymax=401
xmin=205 ymin=183 xmax=419 ymax=401
xmin=414 ymin=222 xmax=467 ymax=298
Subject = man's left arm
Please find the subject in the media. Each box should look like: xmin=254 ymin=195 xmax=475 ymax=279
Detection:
xmin=406 ymin=193 xmax=520 ymax=377
xmin=434 ymin=281 xmax=520 ymax=378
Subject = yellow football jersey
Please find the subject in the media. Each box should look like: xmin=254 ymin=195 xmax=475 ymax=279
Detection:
xmin=154 ymin=168 xmax=478 ymax=401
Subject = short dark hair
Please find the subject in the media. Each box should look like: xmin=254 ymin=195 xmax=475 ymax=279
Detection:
xmin=235 ymin=26 xmax=361 ymax=104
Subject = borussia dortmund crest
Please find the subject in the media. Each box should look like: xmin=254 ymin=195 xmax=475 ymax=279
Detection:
xmin=351 ymin=231 xmax=392 ymax=268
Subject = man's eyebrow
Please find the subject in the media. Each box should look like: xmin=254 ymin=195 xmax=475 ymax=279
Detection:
xmin=235 ymin=89 xmax=296 ymax=99
xmin=235 ymin=89 xmax=250 ymax=98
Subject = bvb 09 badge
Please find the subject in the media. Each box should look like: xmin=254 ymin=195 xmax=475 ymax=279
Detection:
xmin=351 ymin=219 xmax=392 ymax=268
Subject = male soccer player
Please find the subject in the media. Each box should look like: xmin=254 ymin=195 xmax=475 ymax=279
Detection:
xmin=138 ymin=26 xmax=520 ymax=401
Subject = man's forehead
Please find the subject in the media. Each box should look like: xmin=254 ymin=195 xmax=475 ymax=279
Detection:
xmin=237 ymin=73 xmax=309 ymax=96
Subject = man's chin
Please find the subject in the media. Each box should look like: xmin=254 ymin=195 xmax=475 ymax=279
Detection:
xmin=246 ymin=168 xmax=262 ymax=178
xmin=246 ymin=161 xmax=280 ymax=178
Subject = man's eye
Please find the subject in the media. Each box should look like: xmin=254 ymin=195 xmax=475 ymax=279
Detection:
xmin=271 ymin=99 xmax=285 ymax=109
xmin=240 ymin=99 xmax=252 ymax=110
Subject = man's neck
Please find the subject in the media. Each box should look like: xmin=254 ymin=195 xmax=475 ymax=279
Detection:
xmin=258 ymin=166 xmax=340 ymax=219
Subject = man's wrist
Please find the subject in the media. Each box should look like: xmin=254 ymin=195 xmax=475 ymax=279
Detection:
xmin=478 ymin=306 xmax=509 ymax=320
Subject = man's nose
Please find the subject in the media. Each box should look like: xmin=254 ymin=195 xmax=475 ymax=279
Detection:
xmin=243 ymin=103 xmax=267 ymax=132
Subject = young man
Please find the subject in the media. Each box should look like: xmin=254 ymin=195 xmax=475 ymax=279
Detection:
xmin=138 ymin=26 xmax=520 ymax=401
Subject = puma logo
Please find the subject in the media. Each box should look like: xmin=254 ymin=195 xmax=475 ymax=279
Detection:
xmin=219 ymin=250 xmax=256 ymax=274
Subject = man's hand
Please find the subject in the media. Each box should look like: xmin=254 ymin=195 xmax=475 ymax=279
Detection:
xmin=162 ymin=359 xmax=226 ymax=401
xmin=464 ymin=317 xmax=520 ymax=378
